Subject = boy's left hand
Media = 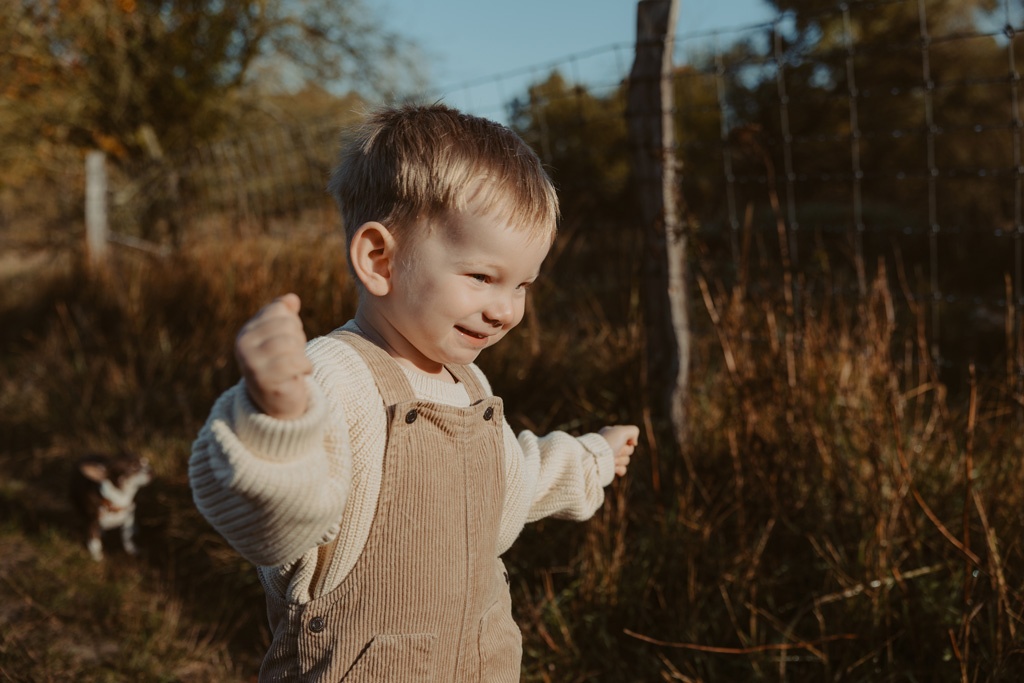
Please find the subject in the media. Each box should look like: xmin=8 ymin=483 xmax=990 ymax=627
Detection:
xmin=599 ymin=425 xmax=640 ymax=477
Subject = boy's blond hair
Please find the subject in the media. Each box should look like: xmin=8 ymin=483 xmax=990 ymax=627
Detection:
xmin=328 ymin=104 xmax=559 ymax=249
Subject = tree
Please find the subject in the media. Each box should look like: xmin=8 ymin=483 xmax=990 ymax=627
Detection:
xmin=732 ymin=0 xmax=1013 ymax=229
xmin=0 ymin=0 xmax=423 ymax=164
xmin=509 ymin=72 xmax=632 ymax=220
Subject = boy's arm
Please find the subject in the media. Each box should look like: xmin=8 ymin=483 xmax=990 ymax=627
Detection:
xmin=189 ymin=373 xmax=353 ymax=567
xmin=464 ymin=365 xmax=636 ymax=553
xmin=495 ymin=423 xmax=617 ymax=554
xmin=190 ymin=296 xmax=355 ymax=568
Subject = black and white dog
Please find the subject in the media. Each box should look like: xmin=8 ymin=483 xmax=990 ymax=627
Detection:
xmin=70 ymin=454 xmax=153 ymax=561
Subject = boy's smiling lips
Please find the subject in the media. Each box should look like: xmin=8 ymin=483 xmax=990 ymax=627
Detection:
xmin=455 ymin=325 xmax=493 ymax=345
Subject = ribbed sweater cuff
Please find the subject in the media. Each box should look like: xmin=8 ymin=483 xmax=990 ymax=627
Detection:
xmin=578 ymin=432 xmax=616 ymax=487
xmin=233 ymin=377 xmax=327 ymax=462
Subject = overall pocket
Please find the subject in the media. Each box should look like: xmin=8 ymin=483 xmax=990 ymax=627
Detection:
xmin=342 ymin=633 xmax=437 ymax=682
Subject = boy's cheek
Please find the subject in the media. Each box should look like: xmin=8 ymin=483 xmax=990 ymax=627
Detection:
xmin=511 ymin=305 xmax=527 ymax=328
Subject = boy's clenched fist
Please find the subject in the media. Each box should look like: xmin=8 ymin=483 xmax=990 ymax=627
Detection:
xmin=235 ymin=293 xmax=313 ymax=420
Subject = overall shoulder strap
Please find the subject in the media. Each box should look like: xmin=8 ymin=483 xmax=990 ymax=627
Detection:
xmin=446 ymin=364 xmax=489 ymax=404
xmin=335 ymin=330 xmax=416 ymax=405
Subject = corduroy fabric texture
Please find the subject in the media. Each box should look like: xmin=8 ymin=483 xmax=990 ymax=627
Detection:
xmin=258 ymin=332 xmax=520 ymax=682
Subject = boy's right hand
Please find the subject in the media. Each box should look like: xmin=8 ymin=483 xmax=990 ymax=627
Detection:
xmin=599 ymin=425 xmax=640 ymax=477
xmin=235 ymin=293 xmax=313 ymax=420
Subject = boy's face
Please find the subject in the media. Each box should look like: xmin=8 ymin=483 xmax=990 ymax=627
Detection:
xmin=377 ymin=205 xmax=551 ymax=375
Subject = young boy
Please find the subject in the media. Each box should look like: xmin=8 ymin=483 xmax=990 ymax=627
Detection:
xmin=189 ymin=104 xmax=639 ymax=682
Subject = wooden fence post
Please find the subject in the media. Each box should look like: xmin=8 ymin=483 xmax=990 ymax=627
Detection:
xmin=626 ymin=0 xmax=689 ymax=458
xmin=85 ymin=150 xmax=108 ymax=268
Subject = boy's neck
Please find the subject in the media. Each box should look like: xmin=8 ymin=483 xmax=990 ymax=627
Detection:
xmin=352 ymin=309 xmax=457 ymax=383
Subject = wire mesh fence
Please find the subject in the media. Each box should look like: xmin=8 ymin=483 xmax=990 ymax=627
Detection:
xmin=98 ymin=115 xmax=346 ymax=246
xmin=676 ymin=0 xmax=1024 ymax=387
xmin=462 ymin=0 xmax=1023 ymax=388
xmin=64 ymin=0 xmax=1023 ymax=386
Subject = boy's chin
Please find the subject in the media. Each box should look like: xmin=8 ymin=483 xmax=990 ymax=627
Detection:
xmin=438 ymin=344 xmax=489 ymax=367
xmin=444 ymin=349 xmax=484 ymax=366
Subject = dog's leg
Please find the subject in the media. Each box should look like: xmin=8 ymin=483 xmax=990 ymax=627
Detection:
xmin=121 ymin=508 xmax=139 ymax=556
xmin=87 ymin=521 xmax=104 ymax=562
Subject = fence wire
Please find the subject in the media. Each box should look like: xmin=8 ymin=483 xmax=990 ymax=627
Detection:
xmin=91 ymin=0 xmax=1024 ymax=386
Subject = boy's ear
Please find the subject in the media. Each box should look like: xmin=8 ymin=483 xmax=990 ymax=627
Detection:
xmin=350 ymin=222 xmax=396 ymax=296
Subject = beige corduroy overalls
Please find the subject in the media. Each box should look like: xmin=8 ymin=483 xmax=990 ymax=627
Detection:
xmin=258 ymin=331 xmax=520 ymax=682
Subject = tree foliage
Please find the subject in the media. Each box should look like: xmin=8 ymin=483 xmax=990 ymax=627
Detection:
xmin=730 ymin=0 xmax=1014 ymax=226
xmin=509 ymin=72 xmax=633 ymax=221
xmin=0 ymin=0 xmax=421 ymax=165
xmin=508 ymin=0 xmax=1021 ymax=308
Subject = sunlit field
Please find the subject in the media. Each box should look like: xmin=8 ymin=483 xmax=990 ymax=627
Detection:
xmin=1 ymin=218 xmax=1022 ymax=682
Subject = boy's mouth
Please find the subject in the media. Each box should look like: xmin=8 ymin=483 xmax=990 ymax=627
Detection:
xmin=456 ymin=326 xmax=488 ymax=340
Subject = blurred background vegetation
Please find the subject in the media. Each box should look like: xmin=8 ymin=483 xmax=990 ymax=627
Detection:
xmin=2 ymin=0 xmax=1023 ymax=681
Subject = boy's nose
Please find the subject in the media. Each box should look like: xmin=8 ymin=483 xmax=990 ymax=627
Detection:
xmin=483 ymin=294 xmax=515 ymax=327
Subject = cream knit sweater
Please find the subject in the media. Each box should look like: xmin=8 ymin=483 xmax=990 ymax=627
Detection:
xmin=190 ymin=321 xmax=616 ymax=604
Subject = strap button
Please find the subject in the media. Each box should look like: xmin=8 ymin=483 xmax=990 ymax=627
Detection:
xmin=405 ymin=409 xmax=418 ymax=424
xmin=308 ymin=616 xmax=326 ymax=633
xmin=483 ymin=406 xmax=494 ymax=421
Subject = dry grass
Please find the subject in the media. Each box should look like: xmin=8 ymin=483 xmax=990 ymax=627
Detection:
xmin=1 ymin=224 xmax=1022 ymax=681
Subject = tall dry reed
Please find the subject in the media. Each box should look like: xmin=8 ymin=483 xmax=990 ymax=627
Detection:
xmin=1 ymin=228 xmax=1021 ymax=681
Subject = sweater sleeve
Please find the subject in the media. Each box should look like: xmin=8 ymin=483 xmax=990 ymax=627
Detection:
xmin=461 ymin=370 xmax=617 ymax=555
xmin=189 ymin=354 xmax=354 ymax=568
xmin=496 ymin=425 xmax=616 ymax=553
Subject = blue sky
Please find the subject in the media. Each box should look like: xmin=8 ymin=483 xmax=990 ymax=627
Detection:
xmin=380 ymin=0 xmax=777 ymax=121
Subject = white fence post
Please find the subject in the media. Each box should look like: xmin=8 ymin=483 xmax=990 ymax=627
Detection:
xmin=85 ymin=150 xmax=108 ymax=267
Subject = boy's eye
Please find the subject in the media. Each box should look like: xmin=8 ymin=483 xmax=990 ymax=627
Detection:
xmin=469 ymin=274 xmax=488 ymax=283
xmin=517 ymin=281 xmax=534 ymax=290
